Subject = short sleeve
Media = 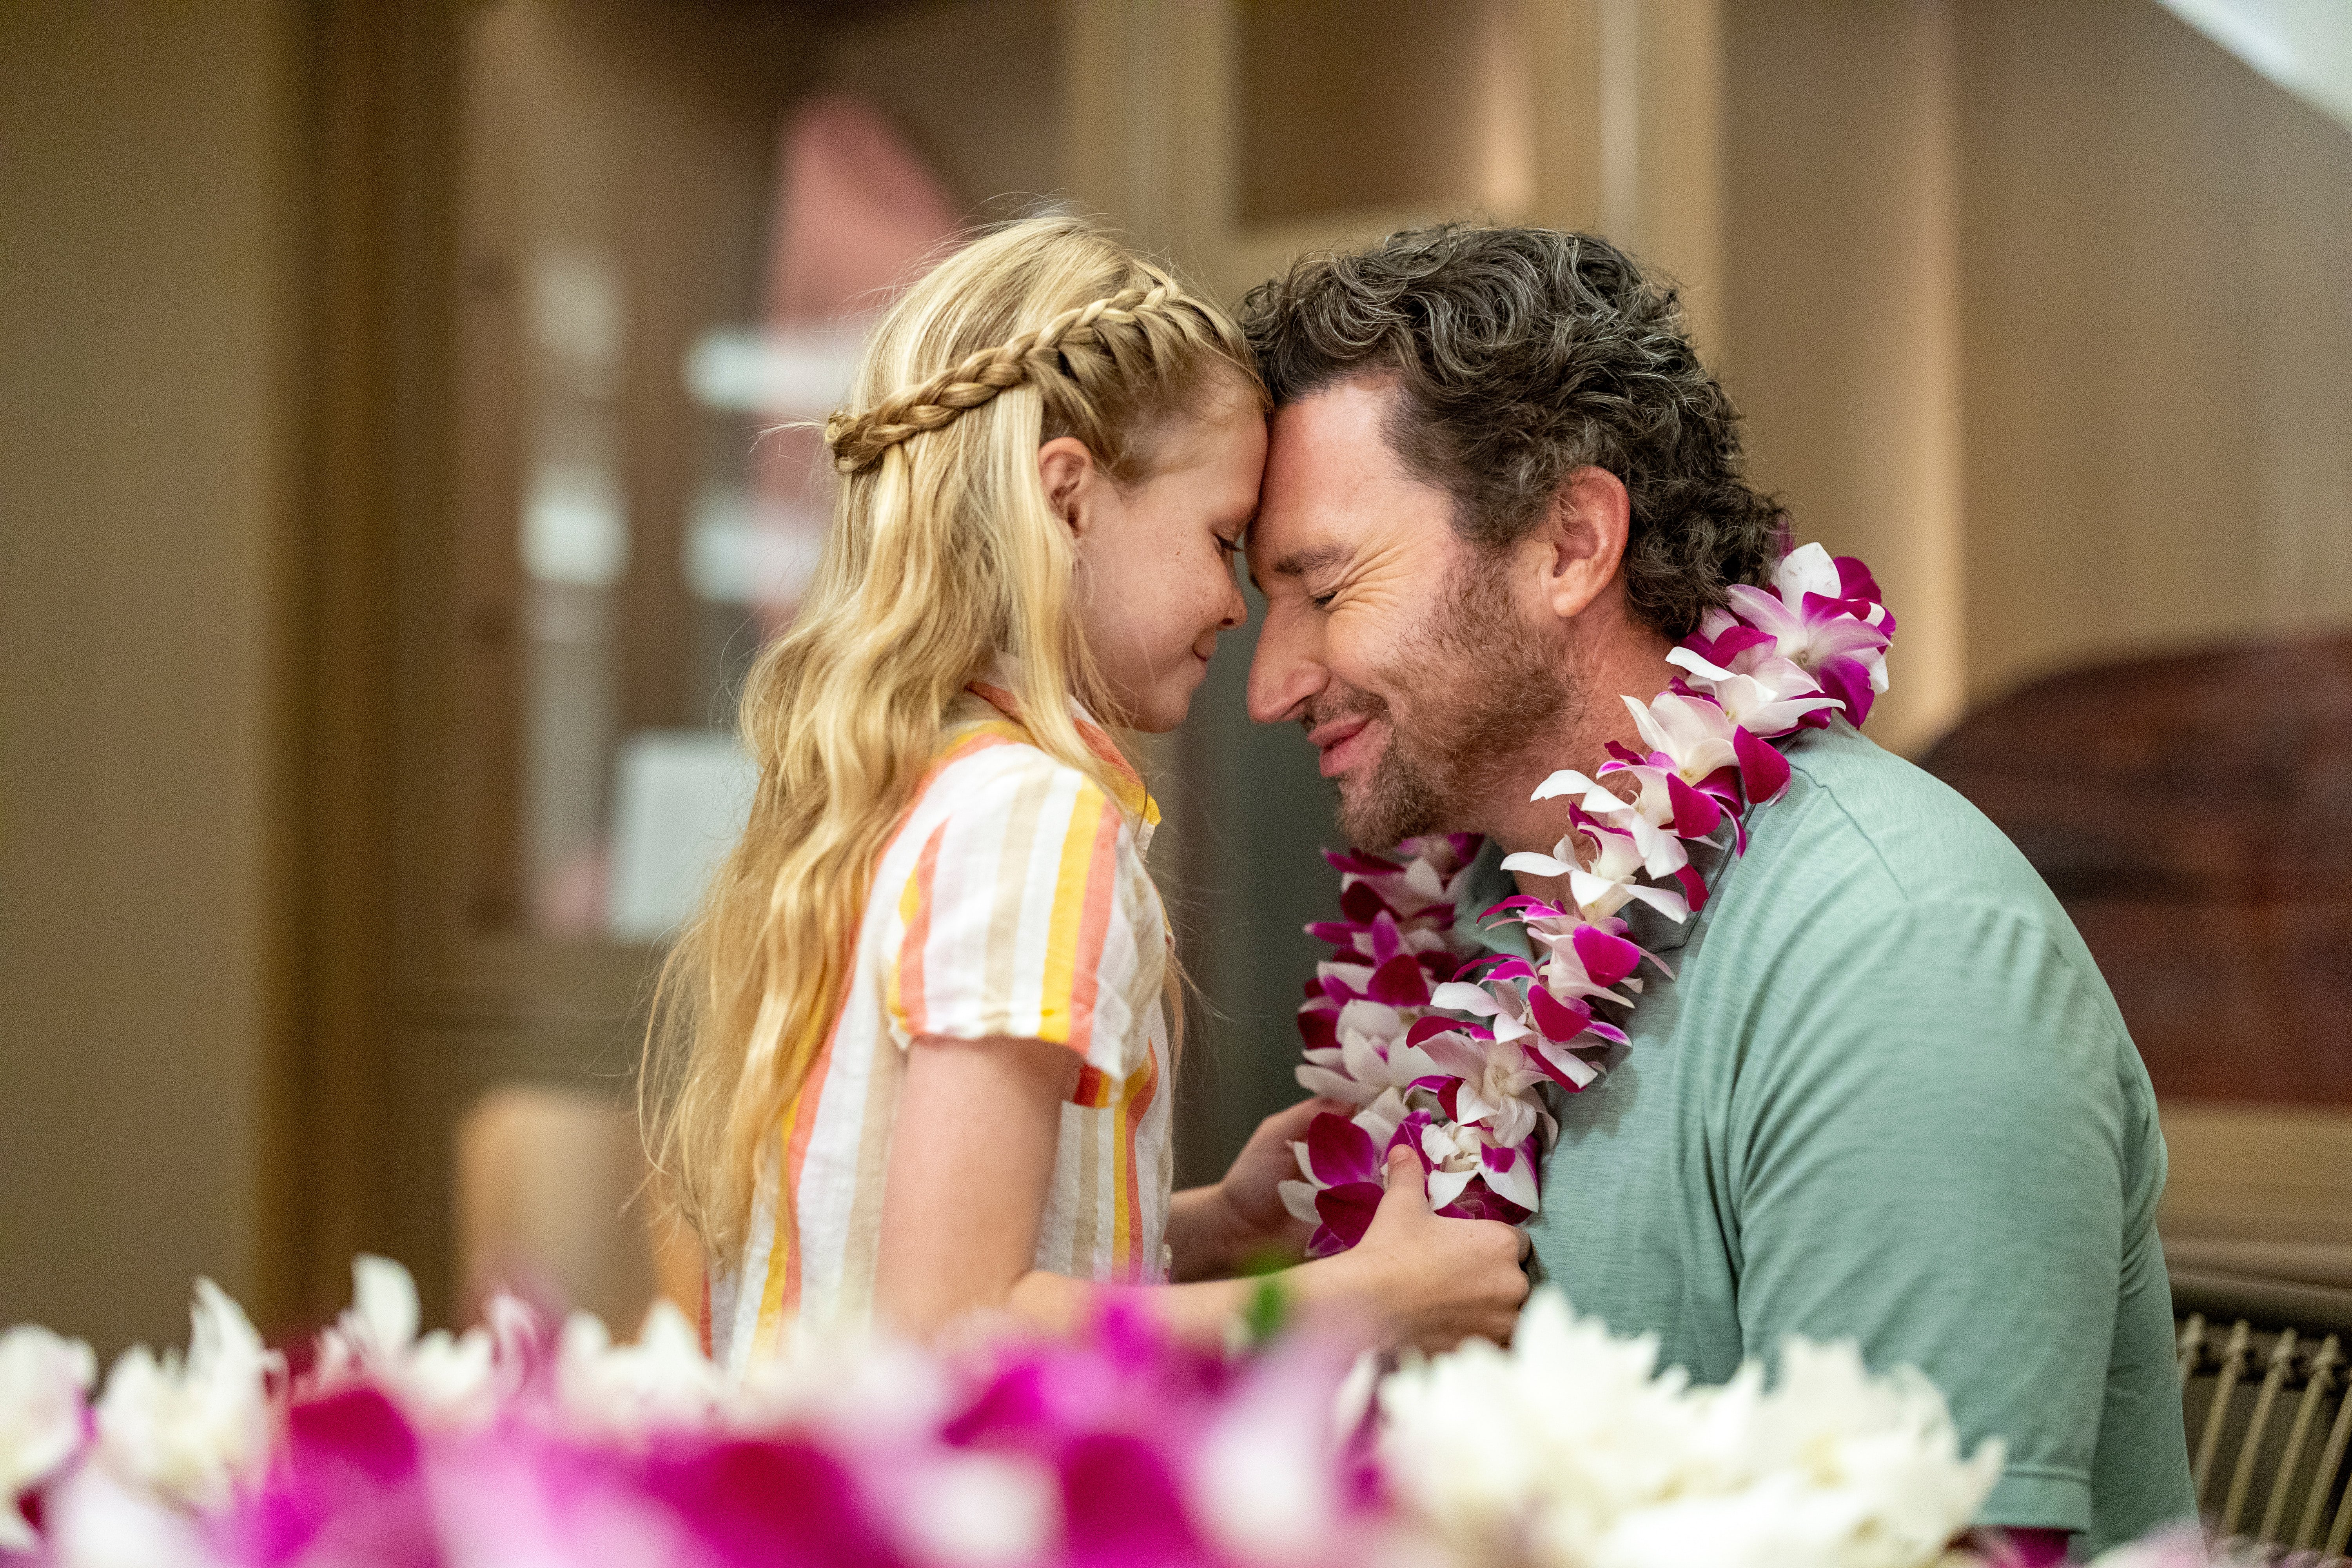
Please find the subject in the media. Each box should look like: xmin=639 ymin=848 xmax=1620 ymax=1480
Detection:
xmin=885 ymin=753 xmax=1161 ymax=1088
xmin=1726 ymin=898 xmax=2189 ymax=1544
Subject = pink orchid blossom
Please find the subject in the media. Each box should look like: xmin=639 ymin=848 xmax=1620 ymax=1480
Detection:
xmin=1711 ymin=543 xmax=1895 ymax=727
xmin=1277 ymin=1112 xmax=1393 ymax=1257
xmin=1404 ymin=1020 xmax=1556 ymax=1149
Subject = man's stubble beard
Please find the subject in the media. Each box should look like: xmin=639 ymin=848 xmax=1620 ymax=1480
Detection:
xmin=1325 ymin=554 xmax=1583 ymax=851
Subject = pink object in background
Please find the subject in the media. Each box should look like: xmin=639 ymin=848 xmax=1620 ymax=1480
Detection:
xmin=751 ymin=94 xmax=962 ymax=638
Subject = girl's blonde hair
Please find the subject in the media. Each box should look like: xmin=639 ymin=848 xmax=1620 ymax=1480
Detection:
xmin=643 ymin=214 xmax=1259 ymax=1260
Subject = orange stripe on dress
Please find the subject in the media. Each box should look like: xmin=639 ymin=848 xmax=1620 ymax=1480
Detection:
xmin=777 ymin=1024 xmax=840 ymax=1321
xmin=1110 ymin=1045 xmax=1160 ymax=1280
xmin=893 ymin=821 xmax=949 ymax=1038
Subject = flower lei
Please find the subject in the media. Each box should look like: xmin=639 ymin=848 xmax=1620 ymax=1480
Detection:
xmin=1278 ymin=544 xmax=1899 ymax=1254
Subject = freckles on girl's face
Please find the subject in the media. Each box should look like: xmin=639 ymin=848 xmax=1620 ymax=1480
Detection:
xmin=1073 ymin=393 xmax=1266 ymax=733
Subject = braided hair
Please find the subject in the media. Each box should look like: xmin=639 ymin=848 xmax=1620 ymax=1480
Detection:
xmin=823 ymin=269 xmax=1247 ymax=481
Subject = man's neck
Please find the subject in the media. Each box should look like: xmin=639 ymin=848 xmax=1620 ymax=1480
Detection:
xmin=1474 ymin=628 xmax=1677 ymax=862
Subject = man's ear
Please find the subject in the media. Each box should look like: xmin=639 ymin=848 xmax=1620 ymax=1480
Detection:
xmin=1037 ymin=436 xmax=1097 ymax=540
xmin=1537 ymin=465 xmax=1632 ymax=621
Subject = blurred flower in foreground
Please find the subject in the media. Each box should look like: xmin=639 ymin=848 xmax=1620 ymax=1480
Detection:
xmin=1 ymin=1327 xmax=95 ymax=1551
xmin=0 ymin=1262 xmax=2231 ymax=1568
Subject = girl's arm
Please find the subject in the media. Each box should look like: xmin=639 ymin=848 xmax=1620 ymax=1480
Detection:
xmin=874 ymin=1034 xmax=1528 ymax=1350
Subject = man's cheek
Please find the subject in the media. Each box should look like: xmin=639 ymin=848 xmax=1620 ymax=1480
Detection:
xmin=1322 ymin=612 xmax=1383 ymax=693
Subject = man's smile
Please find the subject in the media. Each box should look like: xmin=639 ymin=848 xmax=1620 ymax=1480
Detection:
xmin=1308 ymin=712 xmax=1376 ymax=778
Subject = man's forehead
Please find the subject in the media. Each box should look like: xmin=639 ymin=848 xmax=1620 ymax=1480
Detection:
xmin=1250 ymin=379 xmax=1445 ymax=574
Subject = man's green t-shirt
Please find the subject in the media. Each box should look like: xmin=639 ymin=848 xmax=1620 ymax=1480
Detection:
xmin=1454 ymin=721 xmax=2195 ymax=1553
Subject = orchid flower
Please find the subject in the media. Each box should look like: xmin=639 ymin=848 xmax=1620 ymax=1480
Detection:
xmin=1712 ymin=544 xmax=1895 ymax=727
xmin=1501 ymin=817 xmax=1692 ymax=926
xmin=1502 ymin=906 xmax=1655 ymax=1007
xmin=1278 ymin=1111 xmax=1392 ymax=1257
xmin=1379 ymin=1289 xmax=2000 ymax=1568
xmin=1408 ymin=1023 xmax=1557 ymax=1150
xmin=0 ymin=1324 xmax=96 ymax=1551
xmin=1413 ymin=1118 xmax=1542 ymax=1213
xmin=1432 ymin=968 xmax=1623 ymax=1097
xmin=310 ymin=1254 xmax=501 ymax=1428
xmin=1665 ymin=647 xmax=1842 ymax=736
xmin=1295 ymin=998 xmax=1445 ymax=1111
xmin=554 ymin=1298 xmax=732 ymax=1437
xmin=1623 ymin=691 xmax=1798 ymax=810
xmin=92 ymin=1279 xmax=280 ymax=1511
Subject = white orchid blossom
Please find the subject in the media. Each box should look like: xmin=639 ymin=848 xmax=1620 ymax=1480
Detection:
xmin=1294 ymin=1000 xmax=1440 ymax=1109
xmin=1666 ymin=646 xmax=1842 ymax=734
xmin=1502 ymin=819 xmax=1691 ymax=926
xmin=311 ymin=1254 xmax=500 ymax=1428
xmin=555 ymin=1299 xmax=731 ymax=1438
xmin=1412 ymin=1026 xmax=1555 ymax=1146
xmin=0 ymin=1324 xmax=96 ymax=1550
xmin=91 ymin=1280 xmax=278 ymax=1511
xmin=1380 ymin=1291 xmax=2003 ymax=1568
xmin=1417 ymin=1118 xmax=1540 ymax=1212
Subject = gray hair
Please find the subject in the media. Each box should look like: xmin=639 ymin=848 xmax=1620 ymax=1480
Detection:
xmin=1240 ymin=224 xmax=1784 ymax=640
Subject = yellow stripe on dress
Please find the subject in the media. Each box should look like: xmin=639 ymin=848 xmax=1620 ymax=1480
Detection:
xmin=1036 ymin=784 xmax=1107 ymax=1047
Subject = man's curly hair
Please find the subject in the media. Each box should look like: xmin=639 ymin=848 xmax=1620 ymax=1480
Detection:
xmin=1240 ymin=225 xmax=1783 ymax=641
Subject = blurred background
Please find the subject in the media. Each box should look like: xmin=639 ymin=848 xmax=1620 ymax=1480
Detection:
xmin=5 ymin=0 xmax=2351 ymax=1361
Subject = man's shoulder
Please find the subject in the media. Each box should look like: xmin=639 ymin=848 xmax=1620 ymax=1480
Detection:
xmin=1698 ymin=722 xmax=2140 ymax=1080
xmin=1737 ymin=720 xmax=2063 ymax=923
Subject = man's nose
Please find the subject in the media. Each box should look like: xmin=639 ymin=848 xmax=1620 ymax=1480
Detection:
xmin=1246 ymin=608 xmax=1326 ymax=724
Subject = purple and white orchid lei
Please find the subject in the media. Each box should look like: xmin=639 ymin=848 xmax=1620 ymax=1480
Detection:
xmin=1279 ymin=544 xmax=1897 ymax=1255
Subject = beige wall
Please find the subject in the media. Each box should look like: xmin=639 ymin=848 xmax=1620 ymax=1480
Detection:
xmin=1724 ymin=0 xmax=2352 ymax=751
xmin=0 ymin=4 xmax=302 ymax=1355
xmin=1722 ymin=0 xmax=1968 ymax=756
xmin=1955 ymin=0 xmax=2352 ymax=703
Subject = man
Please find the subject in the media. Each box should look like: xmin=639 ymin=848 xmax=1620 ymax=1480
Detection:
xmin=1240 ymin=225 xmax=2195 ymax=1556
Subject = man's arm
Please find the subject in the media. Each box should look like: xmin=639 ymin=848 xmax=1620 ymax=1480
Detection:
xmin=1726 ymin=898 xmax=2147 ymax=1539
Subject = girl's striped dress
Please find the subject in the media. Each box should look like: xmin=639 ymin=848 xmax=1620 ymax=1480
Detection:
xmin=708 ymin=673 xmax=1173 ymax=1369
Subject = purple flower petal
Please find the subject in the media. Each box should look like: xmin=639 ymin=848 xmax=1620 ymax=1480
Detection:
xmin=1337 ymin=881 xmax=1389 ymax=924
xmin=1314 ymin=1181 xmax=1383 ymax=1249
xmin=1061 ymin=1432 xmax=1203 ymax=1562
xmin=1817 ymin=655 xmax=1875 ymax=727
xmin=1403 ymin=1015 xmax=1458 ymax=1048
xmin=1306 ymin=1112 xmax=1381 ymax=1185
xmin=1734 ymin=725 xmax=1791 ymax=805
xmin=1833 ymin=554 xmax=1883 ymax=604
xmin=1367 ymin=953 xmax=1432 ymax=1007
xmin=1526 ymin=983 xmax=1592 ymax=1044
xmin=1666 ymin=772 xmax=1722 ymax=838
xmin=1570 ymin=924 xmax=1644 ymax=988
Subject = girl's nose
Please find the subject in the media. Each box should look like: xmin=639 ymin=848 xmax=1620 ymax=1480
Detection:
xmin=1246 ymin=615 xmax=1325 ymax=724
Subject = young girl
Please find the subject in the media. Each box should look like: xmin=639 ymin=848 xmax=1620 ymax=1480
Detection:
xmin=644 ymin=215 xmax=1526 ymax=1369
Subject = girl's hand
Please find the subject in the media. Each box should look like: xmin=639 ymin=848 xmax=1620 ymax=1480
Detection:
xmin=1308 ymin=1147 xmax=1530 ymax=1351
xmin=1166 ymin=1096 xmax=1340 ymax=1280
xmin=1214 ymin=1095 xmax=1344 ymax=1254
